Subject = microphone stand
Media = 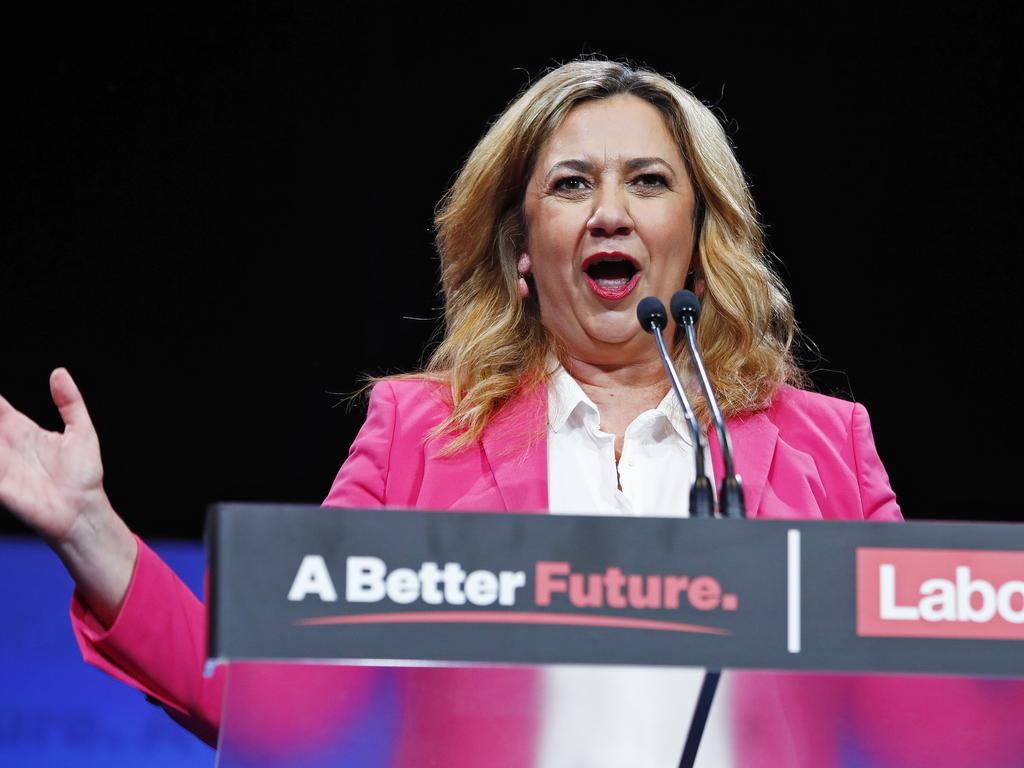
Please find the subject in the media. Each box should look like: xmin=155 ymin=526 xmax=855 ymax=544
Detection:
xmin=668 ymin=291 xmax=747 ymax=767
xmin=682 ymin=322 xmax=744 ymax=519
xmin=634 ymin=296 xmax=724 ymax=768
xmin=672 ymin=290 xmax=746 ymax=519
xmin=679 ymin=671 xmax=720 ymax=768
xmin=649 ymin=320 xmax=715 ymax=518
xmin=636 ymin=297 xmax=714 ymax=517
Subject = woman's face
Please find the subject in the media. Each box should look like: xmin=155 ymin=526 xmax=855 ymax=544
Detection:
xmin=523 ymin=94 xmax=697 ymax=366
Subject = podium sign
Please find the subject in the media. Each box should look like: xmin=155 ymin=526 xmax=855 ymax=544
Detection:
xmin=207 ymin=504 xmax=1024 ymax=678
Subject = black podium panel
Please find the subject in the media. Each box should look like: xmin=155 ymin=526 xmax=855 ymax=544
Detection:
xmin=207 ymin=504 xmax=1024 ymax=678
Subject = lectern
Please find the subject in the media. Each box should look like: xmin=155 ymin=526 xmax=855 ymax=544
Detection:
xmin=206 ymin=504 xmax=1024 ymax=767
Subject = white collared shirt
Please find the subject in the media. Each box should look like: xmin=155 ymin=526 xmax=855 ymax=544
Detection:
xmin=546 ymin=364 xmax=714 ymax=517
xmin=537 ymin=365 xmax=732 ymax=767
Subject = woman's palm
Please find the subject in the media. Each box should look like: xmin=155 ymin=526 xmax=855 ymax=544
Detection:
xmin=0 ymin=369 xmax=105 ymax=544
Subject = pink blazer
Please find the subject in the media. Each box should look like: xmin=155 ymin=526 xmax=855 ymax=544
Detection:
xmin=325 ymin=379 xmax=901 ymax=522
xmin=69 ymin=379 xmax=901 ymax=753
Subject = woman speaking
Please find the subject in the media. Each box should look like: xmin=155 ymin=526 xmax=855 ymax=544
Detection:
xmin=0 ymin=59 xmax=900 ymax=762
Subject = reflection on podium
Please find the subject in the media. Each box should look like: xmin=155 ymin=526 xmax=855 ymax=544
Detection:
xmin=217 ymin=666 xmax=1024 ymax=767
xmin=219 ymin=665 xmax=540 ymax=768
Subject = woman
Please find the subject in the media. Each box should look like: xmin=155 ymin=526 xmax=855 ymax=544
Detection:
xmin=322 ymin=61 xmax=899 ymax=523
xmin=0 ymin=59 xmax=899 ymax=761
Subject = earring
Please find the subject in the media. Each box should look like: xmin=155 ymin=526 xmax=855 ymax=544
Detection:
xmin=517 ymin=253 xmax=532 ymax=299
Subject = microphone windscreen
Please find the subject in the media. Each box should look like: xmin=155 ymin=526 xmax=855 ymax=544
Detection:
xmin=636 ymin=296 xmax=668 ymax=332
xmin=670 ymin=290 xmax=701 ymax=324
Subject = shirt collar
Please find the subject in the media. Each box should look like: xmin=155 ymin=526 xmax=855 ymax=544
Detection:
xmin=547 ymin=362 xmax=697 ymax=446
xmin=655 ymin=388 xmax=696 ymax=445
xmin=548 ymin=364 xmax=598 ymax=433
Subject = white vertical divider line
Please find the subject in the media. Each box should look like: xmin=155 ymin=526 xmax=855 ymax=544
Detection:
xmin=787 ymin=529 xmax=802 ymax=654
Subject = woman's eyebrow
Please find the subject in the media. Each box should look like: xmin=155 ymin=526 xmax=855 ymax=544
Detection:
xmin=544 ymin=159 xmax=595 ymax=181
xmin=622 ymin=156 xmax=674 ymax=173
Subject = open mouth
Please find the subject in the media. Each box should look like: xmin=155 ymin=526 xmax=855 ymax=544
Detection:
xmin=582 ymin=253 xmax=641 ymax=300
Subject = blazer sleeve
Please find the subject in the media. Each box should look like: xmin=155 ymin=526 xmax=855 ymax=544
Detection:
xmin=850 ymin=402 xmax=902 ymax=521
xmin=67 ymin=385 xmax=400 ymax=747
xmin=323 ymin=382 xmax=396 ymax=508
xmin=69 ymin=535 xmax=223 ymax=747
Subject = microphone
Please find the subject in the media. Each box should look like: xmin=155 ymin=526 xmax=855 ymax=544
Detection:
xmin=670 ymin=290 xmax=745 ymax=519
xmin=636 ymin=297 xmax=715 ymax=518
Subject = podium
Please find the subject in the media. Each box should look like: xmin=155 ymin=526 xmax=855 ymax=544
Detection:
xmin=206 ymin=504 xmax=1024 ymax=767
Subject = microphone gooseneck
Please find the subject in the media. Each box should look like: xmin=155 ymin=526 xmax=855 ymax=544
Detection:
xmin=641 ymin=294 xmax=725 ymax=768
xmin=636 ymin=297 xmax=715 ymax=518
xmin=670 ymin=290 xmax=746 ymax=519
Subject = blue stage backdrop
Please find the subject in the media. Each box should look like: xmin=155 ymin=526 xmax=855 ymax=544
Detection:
xmin=0 ymin=536 xmax=212 ymax=767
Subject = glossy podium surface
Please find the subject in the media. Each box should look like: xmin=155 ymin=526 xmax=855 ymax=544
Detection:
xmin=216 ymin=663 xmax=1024 ymax=767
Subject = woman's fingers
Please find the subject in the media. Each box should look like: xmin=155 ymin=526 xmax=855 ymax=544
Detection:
xmin=49 ymin=367 xmax=95 ymax=435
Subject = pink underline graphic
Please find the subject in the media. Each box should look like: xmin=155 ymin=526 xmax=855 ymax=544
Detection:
xmin=296 ymin=611 xmax=730 ymax=636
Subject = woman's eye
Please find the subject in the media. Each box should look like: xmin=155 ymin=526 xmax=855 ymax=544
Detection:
xmin=633 ymin=173 xmax=668 ymax=188
xmin=553 ymin=176 xmax=589 ymax=192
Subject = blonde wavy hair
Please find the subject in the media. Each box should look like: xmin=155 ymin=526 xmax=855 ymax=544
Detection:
xmin=398 ymin=58 xmax=801 ymax=452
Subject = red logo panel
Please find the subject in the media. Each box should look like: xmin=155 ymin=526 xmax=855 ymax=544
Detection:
xmin=857 ymin=548 xmax=1024 ymax=640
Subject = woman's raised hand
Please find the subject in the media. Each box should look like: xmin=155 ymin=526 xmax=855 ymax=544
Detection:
xmin=0 ymin=368 xmax=137 ymax=626
xmin=0 ymin=368 xmax=107 ymax=542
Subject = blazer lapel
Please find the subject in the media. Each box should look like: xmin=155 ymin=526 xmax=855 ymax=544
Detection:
xmin=478 ymin=383 xmax=779 ymax=517
xmin=709 ymin=411 xmax=779 ymax=518
xmin=480 ymin=385 xmax=549 ymax=513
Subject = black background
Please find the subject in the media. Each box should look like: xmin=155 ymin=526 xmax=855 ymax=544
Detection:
xmin=4 ymin=4 xmax=1023 ymax=538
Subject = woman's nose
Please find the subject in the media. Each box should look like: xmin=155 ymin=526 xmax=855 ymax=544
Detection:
xmin=586 ymin=186 xmax=634 ymax=238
